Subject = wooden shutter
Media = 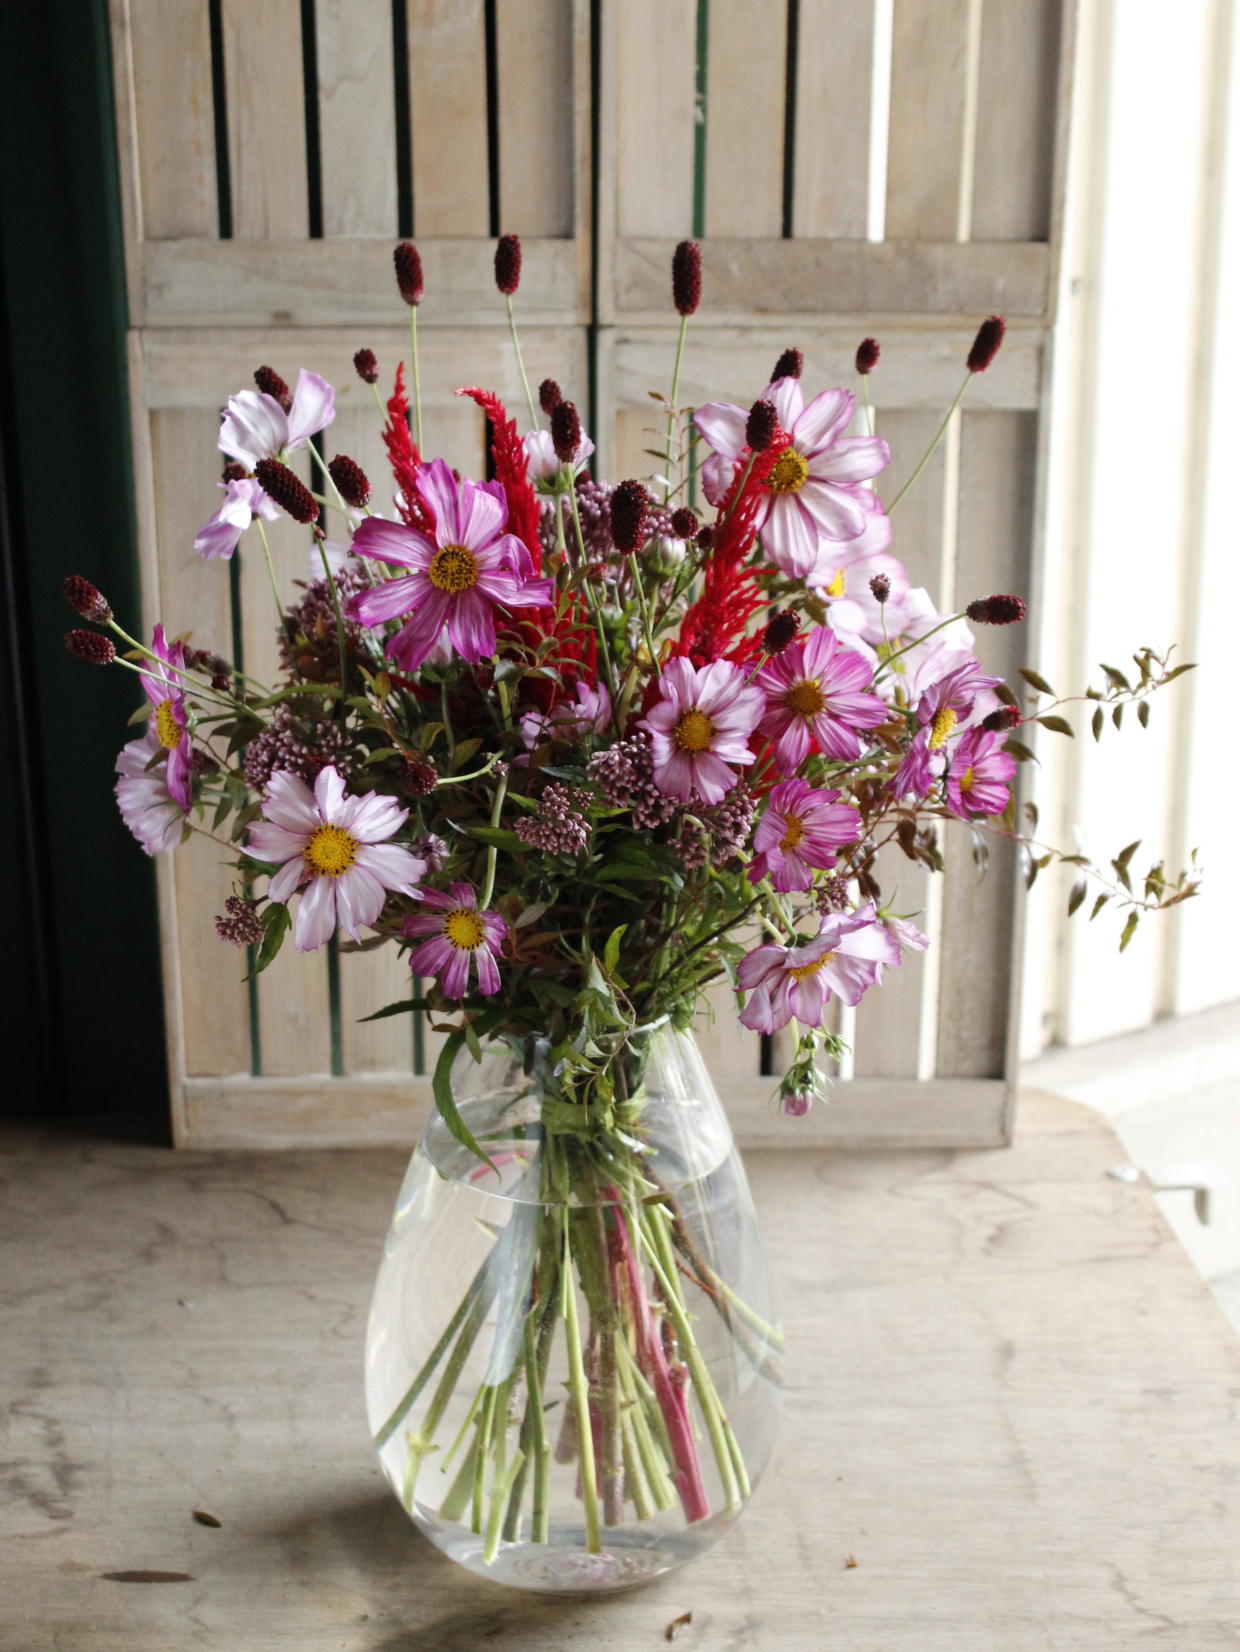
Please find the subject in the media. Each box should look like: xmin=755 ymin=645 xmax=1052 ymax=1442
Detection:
xmin=108 ymin=0 xmax=1075 ymax=1148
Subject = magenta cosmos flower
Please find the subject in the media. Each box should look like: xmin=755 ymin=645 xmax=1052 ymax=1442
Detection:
xmin=347 ymin=458 xmax=554 ymax=671
xmin=141 ymin=623 xmax=193 ymax=810
xmin=404 ymin=882 xmax=507 ymax=999
xmin=248 ymin=767 xmax=425 ymax=952
xmin=194 ymin=475 xmax=281 ymax=562
xmin=757 ymin=626 xmax=886 ymax=775
xmin=217 ymin=369 xmax=336 ymax=468
xmin=738 ymin=903 xmax=902 ymax=1033
xmin=749 ymin=778 xmax=860 ymax=892
xmin=943 ymin=728 xmax=1016 ymax=820
xmin=892 ymin=658 xmax=1001 ymax=800
xmin=640 ymin=656 xmax=765 ymax=805
xmin=115 ymin=730 xmax=186 ymax=854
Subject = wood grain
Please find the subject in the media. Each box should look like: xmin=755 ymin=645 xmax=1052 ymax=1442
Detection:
xmin=221 ymin=0 xmax=310 ymax=240
xmin=792 ymin=0 xmax=874 ymax=239
xmin=128 ymin=0 xmax=218 ymax=239
xmin=407 ymin=0 xmax=490 ymax=235
xmin=702 ymin=0 xmax=786 ymax=239
xmin=496 ymin=0 xmax=575 ymax=237
xmin=315 ymin=0 xmax=398 ymax=239
xmin=616 ymin=0 xmax=696 ymax=238
xmin=885 ymin=0 xmax=970 ymax=241
xmin=972 ymin=0 xmax=1062 ymax=242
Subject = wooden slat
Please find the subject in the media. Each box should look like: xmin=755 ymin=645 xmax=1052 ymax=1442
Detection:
xmin=407 ymin=0 xmax=489 ymax=235
xmin=496 ymin=0 xmax=575 ymax=237
xmin=792 ymin=0 xmax=874 ymax=239
xmin=338 ymin=946 xmax=412 ymax=1074
xmin=972 ymin=0 xmax=1062 ymax=242
xmin=875 ymin=408 xmax=949 ymax=591
xmin=128 ymin=0 xmax=218 ymax=239
xmin=854 ymin=847 xmax=930 ymax=1078
xmin=885 ymin=0 xmax=971 ymax=241
xmin=702 ymin=0 xmax=786 ymax=238
xmin=221 ymin=0 xmax=309 ymax=240
xmin=616 ymin=0 xmax=696 ymax=237
xmin=315 ymin=0 xmax=397 ymax=239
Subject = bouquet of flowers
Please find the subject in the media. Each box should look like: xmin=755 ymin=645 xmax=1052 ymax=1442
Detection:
xmin=65 ymin=235 xmax=1198 ymax=1560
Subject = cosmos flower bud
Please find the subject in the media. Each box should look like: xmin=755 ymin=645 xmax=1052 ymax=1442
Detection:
xmin=538 ymin=378 xmax=562 ymax=414
xmin=762 ymin=609 xmax=799 ymax=655
xmin=494 ymin=233 xmax=522 ymax=296
xmin=672 ymin=239 xmax=701 ymax=316
xmin=982 ymin=705 xmax=1022 ymax=733
xmin=643 ymin=535 xmax=687 ymax=578
xmin=869 ymin=573 xmax=890 ymax=604
xmin=254 ymin=365 xmax=292 ymax=412
xmin=855 ymin=337 xmax=880 ymax=375
xmin=328 ymin=454 xmax=370 ymax=509
xmin=256 ymin=458 xmax=319 ymax=525
xmin=609 ymin=480 xmax=649 ymax=553
xmin=65 ymin=629 xmax=115 ymax=665
xmin=745 ymin=398 xmax=778 ymax=452
xmin=63 ymin=574 xmax=112 ymax=623
xmin=772 ymin=347 xmax=803 ymax=380
xmin=215 ymin=896 xmax=264 ymax=949
xmin=394 ymin=241 xmax=424 ymax=306
xmin=353 ymin=348 xmax=379 ymax=384
xmin=400 ymin=754 xmax=438 ymax=797
xmin=670 ymin=507 xmax=698 ymax=539
xmin=550 ymin=400 xmax=582 ymax=464
xmin=967 ymin=315 xmax=1006 ymax=373
xmin=966 ymin=593 xmax=1026 ymax=625
xmin=222 ymin=460 xmax=249 ymax=483
xmin=782 ymin=1089 xmax=813 ymax=1118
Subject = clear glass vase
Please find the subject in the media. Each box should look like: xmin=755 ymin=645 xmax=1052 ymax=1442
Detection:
xmin=364 ymin=1025 xmax=783 ymax=1594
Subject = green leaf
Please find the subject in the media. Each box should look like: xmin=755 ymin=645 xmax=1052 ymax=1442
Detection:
xmin=1101 ymin=664 xmax=1131 ymax=692
xmin=245 ymin=902 xmax=291 ymax=979
xmin=512 ymin=901 xmax=550 ymax=929
xmin=1116 ymin=839 xmax=1141 ymax=869
xmin=1067 ymin=877 xmax=1088 ymax=917
xmin=464 ymin=1019 xmax=483 ymax=1063
xmin=1035 ymin=715 xmax=1074 ymax=738
xmin=419 ymin=721 xmax=444 ymax=752
xmin=357 ymin=998 xmax=432 ymax=1023
xmin=604 ymin=924 xmax=628 ymax=974
xmin=1019 ymin=666 xmax=1054 ymax=695
xmin=364 ymin=746 xmax=403 ymax=764
xmin=212 ymin=792 xmax=234 ymax=831
xmin=1092 ymin=706 xmax=1104 ymax=741
xmin=1137 ymin=699 xmax=1150 ymax=728
xmin=128 ymin=701 xmax=151 ymax=727
xmin=1089 ymin=893 xmax=1111 ymax=921
xmin=432 ymin=1024 xmax=500 ymax=1172
xmin=1002 ymin=739 xmax=1038 ymax=765
xmin=532 ymin=979 xmax=577 ymax=1007
xmin=462 ymin=825 xmax=523 ymax=852
xmin=994 ymin=680 xmax=1019 ymax=708
xmin=1023 ymin=801 xmax=1039 ymax=831
xmin=448 ymin=737 xmax=483 ymax=775
xmin=1161 ymin=662 xmax=1196 ymax=683
xmin=1112 ymin=704 xmax=1123 ymax=730
xmin=1119 ymin=910 xmax=1139 ymax=952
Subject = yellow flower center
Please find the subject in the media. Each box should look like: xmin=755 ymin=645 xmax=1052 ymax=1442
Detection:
xmin=824 ymin=568 xmax=846 ymax=599
xmin=154 ymin=699 xmax=181 ymax=750
xmin=674 ymin=708 xmax=715 ymax=753
xmin=303 ymin=822 xmax=359 ymax=878
xmin=428 ymin=544 xmax=479 ymax=594
xmin=780 ymin=816 xmax=805 ymax=853
xmin=929 ymin=706 xmax=958 ymax=750
xmin=786 ymin=679 xmax=825 ymax=717
xmin=444 ymin=908 xmax=485 ymax=950
xmin=766 ymin=449 xmax=809 ymax=495
xmin=789 ymin=951 xmax=834 ymax=982
xmin=958 ymin=766 xmax=975 ymax=794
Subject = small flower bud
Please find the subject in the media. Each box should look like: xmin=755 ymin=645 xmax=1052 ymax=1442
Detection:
xmin=644 ymin=535 xmax=687 ymax=578
xmin=399 ymin=754 xmax=438 ymax=797
xmin=772 ymin=347 xmax=803 ymax=381
xmin=782 ymin=1089 xmax=813 ymax=1118
xmin=394 ymin=241 xmax=424 ymax=306
xmin=255 ymin=458 xmax=319 ymax=525
xmin=254 ymin=365 xmax=292 ymax=412
xmin=413 ymin=831 xmax=450 ymax=873
xmin=967 ymin=315 xmax=1006 ymax=373
xmin=63 ymin=575 xmax=112 ymax=623
xmin=222 ymin=460 xmax=249 ymax=483
xmin=353 ymin=348 xmax=379 ymax=384
xmin=982 ymin=705 xmax=1022 ymax=733
xmin=550 ymin=400 xmax=582 ymax=464
xmin=966 ymin=593 xmax=1026 ymax=625
xmin=762 ymin=609 xmax=799 ymax=655
xmin=670 ymin=507 xmax=698 ymax=539
xmin=538 ymin=378 xmax=562 ymax=414
xmin=215 ymin=895 xmax=264 ymax=949
xmin=609 ymin=480 xmax=649 ymax=554
xmin=65 ymin=629 xmax=115 ymax=665
xmin=695 ymin=524 xmax=715 ymax=551
xmin=328 ymin=454 xmax=370 ymax=509
xmin=855 ymin=336 xmax=880 ymax=375
xmin=494 ymin=233 xmax=522 ymax=296
xmin=869 ymin=573 xmax=890 ymax=604
xmin=745 ymin=398 xmax=778 ymax=452
xmin=672 ymin=239 xmax=701 ymax=316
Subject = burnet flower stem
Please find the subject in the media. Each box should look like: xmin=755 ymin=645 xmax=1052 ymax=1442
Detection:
xmin=886 ymin=370 xmax=972 ymax=514
xmin=410 ymin=304 xmax=424 ymax=452
xmin=628 ymin=552 xmax=662 ymax=678
xmin=566 ymin=474 xmax=620 ymax=715
xmin=666 ymin=312 xmax=689 ymax=487
xmin=254 ymin=518 xmax=284 ymax=617
xmin=316 ymin=538 xmax=350 ymax=696
xmin=506 ymin=294 xmax=540 ymax=431
xmin=480 ymin=768 xmax=509 ymax=911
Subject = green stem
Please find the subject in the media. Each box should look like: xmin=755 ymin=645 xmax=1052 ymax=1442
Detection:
xmin=472 ymin=1384 xmax=498 ymax=1533
xmin=562 ymin=1211 xmax=602 ymax=1554
xmin=439 ymin=1435 xmax=479 ymax=1522
xmin=566 ymin=475 xmax=619 ymax=713
xmin=666 ymin=312 xmax=689 ymax=490
xmin=374 ymin=1257 xmax=493 ymax=1448
xmin=507 ymin=293 xmax=539 ymax=431
xmin=255 ymin=518 xmax=283 ymax=618
xmin=440 ymin=680 xmax=456 ymax=765
xmin=410 ymin=304 xmax=424 ymax=452
xmin=885 ymin=370 xmax=971 ymax=514
xmin=317 ymin=538 xmax=349 ymax=696
xmin=398 ymin=1281 xmax=493 ymax=1475
xmin=480 ymin=768 xmax=509 ymax=910
xmin=628 ymin=552 xmax=661 ymax=678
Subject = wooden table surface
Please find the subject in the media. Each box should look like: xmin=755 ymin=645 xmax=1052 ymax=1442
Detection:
xmin=4 ymin=1089 xmax=1240 ymax=1650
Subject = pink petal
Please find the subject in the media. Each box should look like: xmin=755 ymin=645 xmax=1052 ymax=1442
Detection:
xmin=388 ymin=593 xmax=454 ymax=671
xmin=761 ymin=494 xmax=821 ymax=577
xmin=416 ymin=458 xmax=462 ymax=544
xmin=456 ymin=479 xmax=506 ymax=551
xmin=313 ymin=765 xmax=347 ymax=825
xmin=447 ymin=590 xmax=497 ymax=664
xmin=688 ymin=751 xmax=736 ymax=805
xmin=193 ymin=507 xmax=245 ymax=562
xmin=693 ymin=401 xmax=748 ymax=460
xmin=351 ymin=516 xmax=435 ymax=572
xmin=653 ymin=747 xmax=694 ymax=802
xmin=792 ymin=387 xmax=853 ymax=454
xmin=441 ymin=946 xmax=471 ymax=1000
xmin=268 ymin=857 xmax=305 ymax=904
xmin=475 ymin=946 xmax=501 ymax=996
xmin=285 ymin=370 xmax=336 ymax=447
xmin=410 ymin=934 xmax=453 ymax=974
xmin=354 ymin=841 xmax=423 ymax=893
xmin=808 ymin=435 xmax=889 ymax=484
xmin=294 ymin=875 xmax=337 ymax=951
xmin=263 ymin=770 xmax=320 ymax=833
xmin=340 ymin=792 xmax=407 ymax=843
xmin=798 ymin=479 xmax=868 ymax=541
xmin=218 ymin=391 xmax=288 ymax=465
xmin=247 ymin=821 xmax=308 ymax=862
xmin=766 ymin=378 xmax=805 ymax=433
xmin=334 ymin=865 xmax=386 ymax=940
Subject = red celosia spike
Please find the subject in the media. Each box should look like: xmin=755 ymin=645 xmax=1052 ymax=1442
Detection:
xmin=255 ymin=459 xmax=318 ymax=525
xmin=382 ymin=364 xmax=433 ymax=535
xmin=495 ymin=234 xmax=522 ymax=296
xmin=455 ymin=387 xmax=542 ymax=575
xmin=538 ymin=378 xmax=562 ymax=414
xmin=772 ymin=348 xmax=803 ymax=381
xmin=254 ymin=365 xmax=292 ymax=412
xmin=550 ymin=400 xmax=581 ymax=463
xmin=855 ymin=337 xmax=880 ymax=375
xmin=63 ymin=574 xmax=112 ymax=623
xmin=966 ymin=593 xmax=1026 ymax=625
xmin=672 ymin=240 xmax=701 ymax=316
xmin=353 ymin=348 xmax=379 ymax=384
xmin=967 ymin=316 xmax=1005 ymax=373
xmin=394 ymin=241 xmax=424 ymax=306
xmin=328 ymin=454 xmax=370 ymax=509
xmin=65 ymin=629 xmax=115 ymax=665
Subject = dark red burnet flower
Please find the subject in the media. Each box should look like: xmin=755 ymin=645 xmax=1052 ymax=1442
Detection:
xmin=65 ymin=629 xmax=115 ymax=665
xmin=63 ymin=574 xmax=112 ymax=623
xmin=966 ymin=593 xmax=1026 ymax=625
xmin=550 ymin=400 xmax=581 ymax=463
xmin=254 ymin=365 xmax=292 ymax=412
xmin=394 ymin=241 xmax=424 ymax=306
xmin=256 ymin=458 xmax=319 ymax=525
xmin=399 ymin=754 xmax=438 ymax=797
xmin=495 ymin=233 xmax=522 ymax=296
xmin=762 ymin=610 xmax=799 ymax=655
xmin=185 ymin=647 xmax=232 ymax=692
xmin=538 ymin=378 xmax=562 ymax=414
xmin=869 ymin=572 xmax=890 ymax=604
xmin=855 ymin=337 xmax=880 ymax=375
xmin=772 ymin=347 xmax=803 ymax=380
xmin=670 ymin=507 xmax=698 ymax=539
xmin=222 ymin=460 xmax=249 ymax=483
xmin=982 ymin=705 xmax=1022 ymax=734
xmin=672 ymin=240 xmax=701 ymax=316
xmin=610 ymin=480 xmax=650 ymax=553
xmin=328 ymin=454 xmax=370 ymax=509
xmin=353 ymin=348 xmax=379 ymax=384
xmin=695 ymin=524 xmax=714 ymax=551
xmin=745 ymin=398 xmax=778 ymax=452
xmin=967 ymin=316 xmax=1006 ymax=373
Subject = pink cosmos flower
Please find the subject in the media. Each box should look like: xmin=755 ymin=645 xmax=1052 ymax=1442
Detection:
xmin=519 ymin=678 xmax=611 ymax=754
xmin=696 ymin=378 xmax=889 ymax=576
xmin=756 ymin=626 xmax=886 ymax=775
xmin=749 ymin=778 xmax=860 ymax=892
xmin=805 ymin=496 xmax=907 ymax=648
xmin=692 ymin=379 xmax=779 ymax=507
xmin=640 ymin=656 xmax=765 ymax=805
xmin=892 ymin=658 xmax=1002 ymax=800
xmin=942 ymin=728 xmax=1016 ymax=819
xmin=347 ymin=459 xmax=554 ymax=671
xmin=404 ymin=882 xmax=507 ymax=999
xmin=525 ymin=427 xmax=594 ymax=491
xmin=248 ymin=767 xmax=425 ymax=953
xmin=141 ymin=623 xmax=193 ymax=810
xmin=217 ymin=369 xmax=336 ymax=467
xmin=114 ymin=730 xmax=185 ymax=854
xmin=194 ymin=476 xmax=282 ymax=562
xmin=738 ymin=903 xmax=902 ymax=1033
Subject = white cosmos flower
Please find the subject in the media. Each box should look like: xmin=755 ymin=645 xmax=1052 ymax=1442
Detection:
xmin=218 ymin=369 xmax=336 ymax=468
xmin=115 ymin=731 xmax=185 ymax=855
